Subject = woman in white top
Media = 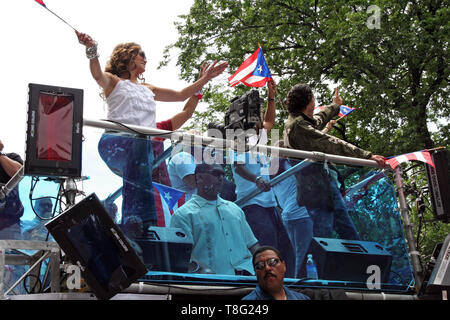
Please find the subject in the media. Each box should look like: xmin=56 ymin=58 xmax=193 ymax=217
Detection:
xmin=76 ymin=31 xmax=228 ymax=230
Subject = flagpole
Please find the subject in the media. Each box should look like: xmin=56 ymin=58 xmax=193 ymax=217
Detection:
xmin=427 ymin=146 xmax=445 ymax=153
xmin=44 ymin=7 xmax=77 ymax=31
xmin=35 ymin=1 xmax=78 ymax=32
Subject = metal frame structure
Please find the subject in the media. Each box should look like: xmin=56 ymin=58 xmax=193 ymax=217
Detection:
xmin=0 ymin=118 xmax=426 ymax=299
xmin=83 ymin=118 xmax=423 ymax=290
xmin=0 ymin=240 xmax=60 ymax=299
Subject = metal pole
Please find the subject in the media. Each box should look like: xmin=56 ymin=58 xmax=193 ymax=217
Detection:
xmin=235 ymin=159 xmax=312 ymax=207
xmin=393 ymin=166 xmax=423 ymax=290
xmin=0 ymin=166 xmax=24 ymax=200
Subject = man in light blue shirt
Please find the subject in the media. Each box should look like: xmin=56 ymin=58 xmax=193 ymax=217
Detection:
xmin=170 ymin=163 xmax=260 ymax=275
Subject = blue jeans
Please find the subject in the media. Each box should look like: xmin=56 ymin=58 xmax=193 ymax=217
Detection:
xmin=282 ymin=217 xmax=313 ymax=278
xmin=242 ymin=205 xmax=296 ymax=278
xmin=98 ymin=133 xmax=157 ymax=228
xmin=308 ymin=180 xmax=360 ymax=240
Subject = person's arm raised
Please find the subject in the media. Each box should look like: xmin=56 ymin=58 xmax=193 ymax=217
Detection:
xmin=149 ymin=60 xmax=228 ymax=102
xmin=75 ymin=31 xmax=116 ymax=94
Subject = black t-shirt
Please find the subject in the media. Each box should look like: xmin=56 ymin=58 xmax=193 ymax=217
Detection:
xmin=0 ymin=152 xmax=23 ymax=184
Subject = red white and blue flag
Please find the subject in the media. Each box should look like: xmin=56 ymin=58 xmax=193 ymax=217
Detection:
xmin=228 ymin=47 xmax=272 ymax=87
xmin=314 ymin=105 xmax=356 ymax=119
xmin=386 ymin=150 xmax=435 ymax=170
xmin=338 ymin=105 xmax=356 ymax=118
xmin=153 ymin=182 xmax=185 ymax=227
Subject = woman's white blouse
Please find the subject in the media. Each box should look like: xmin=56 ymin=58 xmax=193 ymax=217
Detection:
xmin=106 ymin=79 xmax=157 ymax=128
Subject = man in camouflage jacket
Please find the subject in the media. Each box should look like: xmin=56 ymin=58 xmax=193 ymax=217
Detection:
xmin=283 ymin=84 xmax=386 ymax=165
xmin=282 ymin=84 xmax=386 ymax=240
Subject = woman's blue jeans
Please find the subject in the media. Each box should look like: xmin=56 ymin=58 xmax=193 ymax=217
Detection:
xmin=98 ymin=133 xmax=157 ymax=228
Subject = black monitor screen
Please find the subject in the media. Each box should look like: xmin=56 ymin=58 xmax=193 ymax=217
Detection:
xmin=25 ymin=83 xmax=83 ymax=178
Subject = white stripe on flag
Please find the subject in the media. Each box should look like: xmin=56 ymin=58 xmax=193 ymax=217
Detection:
xmin=244 ymin=75 xmax=266 ymax=84
xmin=396 ymin=155 xmax=409 ymax=164
xmin=228 ymin=59 xmax=258 ymax=84
xmin=414 ymin=151 xmax=426 ymax=163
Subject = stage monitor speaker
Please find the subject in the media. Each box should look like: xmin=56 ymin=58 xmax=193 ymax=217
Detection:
xmin=309 ymin=237 xmax=393 ymax=283
xmin=45 ymin=193 xmax=147 ymax=300
xmin=25 ymin=83 xmax=83 ymax=178
xmin=427 ymin=233 xmax=450 ymax=292
xmin=135 ymin=226 xmax=193 ymax=273
xmin=425 ymin=150 xmax=450 ymax=223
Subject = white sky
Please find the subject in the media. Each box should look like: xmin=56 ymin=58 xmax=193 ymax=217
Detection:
xmin=0 ymin=0 xmax=218 ymax=157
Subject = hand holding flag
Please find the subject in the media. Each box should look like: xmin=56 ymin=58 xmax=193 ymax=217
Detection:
xmin=314 ymin=105 xmax=356 ymax=119
xmin=228 ymin=46 xmax=273 ymax=87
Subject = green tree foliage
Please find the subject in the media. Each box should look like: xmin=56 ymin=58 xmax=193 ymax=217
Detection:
xmin=161 ymin=0 xmax=449 ymax=156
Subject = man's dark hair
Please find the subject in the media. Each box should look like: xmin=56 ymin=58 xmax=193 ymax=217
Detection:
xmin=286 ymin=83 xmax=313 ymax=115
xmin=252 ymin=245 xmax=284 ymax=267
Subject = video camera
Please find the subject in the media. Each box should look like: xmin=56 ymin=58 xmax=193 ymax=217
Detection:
xmin=208 ymin=90 xmax=263 ymax=136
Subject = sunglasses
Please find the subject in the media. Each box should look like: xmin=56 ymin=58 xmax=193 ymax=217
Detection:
xmin=254 ymin=258 xmax=280 ymax=270
xmin=138 ymin=50 xmax=146 ymax=60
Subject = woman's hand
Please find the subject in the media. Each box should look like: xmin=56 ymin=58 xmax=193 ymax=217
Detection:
xmin=201 ymin=60 xmax=228 ymax=82
xmin=75 ymin=31 xmax=96 ymax=48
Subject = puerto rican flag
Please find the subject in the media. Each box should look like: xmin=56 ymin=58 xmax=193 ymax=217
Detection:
xmin=314 ymin=105 xmax=356 ymax=119
xmin=153 ymin=182 xmax=185 ymax=227
xmin=386 ymin=150 xmax=435 ymax=170
xmin=228 ymin=47 xmax=272 ymax=87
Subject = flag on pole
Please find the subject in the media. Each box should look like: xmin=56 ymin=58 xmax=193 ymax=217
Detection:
xmin=228 ymin=47 xmax=272 ymax=87
xmin=153 ymin=182 xmax=185 ymax=227
xmin=314 ymin=105 xmax=356 ymax=119
xmin=35 ymin=0 xmax=46 ymax=7
xmin=386 ymin=150 xmax=435 ymax=170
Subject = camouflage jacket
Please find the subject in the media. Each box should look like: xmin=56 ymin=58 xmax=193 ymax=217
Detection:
xmin=283 ymin=103 xmax=373 ymax=159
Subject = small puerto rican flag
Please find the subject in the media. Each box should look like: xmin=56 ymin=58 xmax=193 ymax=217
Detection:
xmin=314 ymin=105 xmax=356 ymax=119
xmin=386 ymin=150 xmax=435 ymax=170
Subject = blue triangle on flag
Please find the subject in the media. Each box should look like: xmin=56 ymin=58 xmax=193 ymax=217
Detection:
xmin=153 ymin=182 xmax=185 ymax=211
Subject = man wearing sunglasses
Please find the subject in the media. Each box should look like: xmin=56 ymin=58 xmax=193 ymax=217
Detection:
xmin=242 ymin=246 xmax=310 ymax=300
xmin=170 ymin=163 xmax=260 ymax=275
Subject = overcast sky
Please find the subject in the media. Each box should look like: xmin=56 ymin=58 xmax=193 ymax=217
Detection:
xmin=0 ymin=0 xmax=223 ymax=157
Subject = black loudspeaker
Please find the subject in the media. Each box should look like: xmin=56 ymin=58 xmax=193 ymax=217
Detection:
xmin=309 ymin=237 xmax=393 ymax=283
xmin=135 ymin=227 xmax=193 ymax=273
xmin=425 ymin=150 xmax=450 ymax=223
xmin=45 ymin=193 xmax=147 ymax=300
